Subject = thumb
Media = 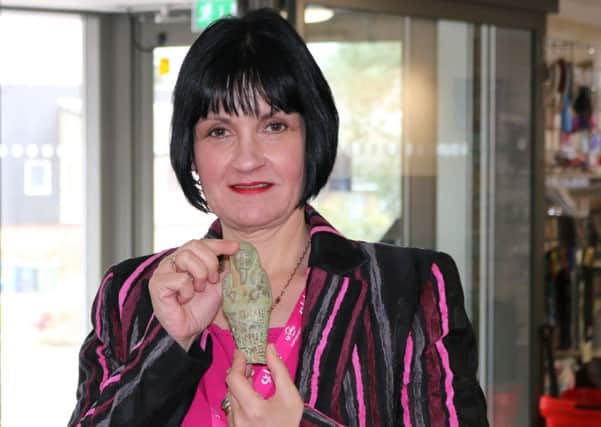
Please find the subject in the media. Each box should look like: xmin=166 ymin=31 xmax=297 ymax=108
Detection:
xmin=231 ymin=349 xmax=247 ymax=375
xmin=205 ymin=239 xmax=240 ymax=256
xmin=266 ymin=344 xmax=293 ymax=389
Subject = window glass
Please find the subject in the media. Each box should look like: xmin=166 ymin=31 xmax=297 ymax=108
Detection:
xmin=304 ymin=6 xmax=533 ymax=424
xmin=308 ymin=38 xmax=403 ymax=242
xmin=0 ymin=10 xmax=85 ymax=426
xmin=153 ymin=47 xmax=215 ymax=251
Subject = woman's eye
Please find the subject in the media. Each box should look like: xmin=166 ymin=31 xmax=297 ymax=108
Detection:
xmin=265 ymin=121 xmax=287 ymax=133
xmin=208 ymin=127 xmax=228 ymax=138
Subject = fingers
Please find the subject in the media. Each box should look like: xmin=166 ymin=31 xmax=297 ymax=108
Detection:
xmin=221 ymin=394 xmax=235 ymax=426
xmin=164 ymin=239 xmax=239 ymax=286
xmin=229 ymin=349 xmax=249 ymax=382
xmin=225 ymin=348 xmax=303 ymax=426
xmin=202 ymin=239 xmax=239 ymax=282
xmin=226 ymin=350 xmax=262 ymax=403
xmin=170 ymin=250 xmax=210 ymax=290
xmin=154 ymin=272 xmax=196 ymax=304
xmin=202 ymin=238 xmax=240 ymax=256
xmin=266 ymin=344 xmax=294 ymax=390
xmin=266 ymin=344 xmax=303 ymax=421
xmin=178 ymin=239 xmax=238 ymax=284
xmin=226 ymin=393 xmax=240 ymax=427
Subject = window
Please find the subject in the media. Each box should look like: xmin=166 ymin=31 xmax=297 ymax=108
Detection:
xmin=24 ymin=159 xmax=53 ymax=196
xmin=0 ymin=10 xmax=85 ymax=426
xmin=153 ymin=46 xmax=215 ymax=251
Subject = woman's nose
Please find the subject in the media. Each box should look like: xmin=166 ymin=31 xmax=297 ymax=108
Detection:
xmin=231 ymin=132 xmax=265 ymax=172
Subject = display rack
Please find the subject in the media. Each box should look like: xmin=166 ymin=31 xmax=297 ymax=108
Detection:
xmin=544 ymin=38 xmax=601 ymax=394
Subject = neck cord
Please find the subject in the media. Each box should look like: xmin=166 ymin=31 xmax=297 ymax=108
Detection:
xmin=270 ymin=237 xmax=311 ymax=311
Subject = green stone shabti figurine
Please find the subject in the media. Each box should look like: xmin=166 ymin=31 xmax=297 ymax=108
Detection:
xmin=222 ymin=241 xmax=272 ymax=364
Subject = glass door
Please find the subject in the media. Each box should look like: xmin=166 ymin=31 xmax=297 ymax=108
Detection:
xmin=300 ymin=4 xmax=533 ymax=425
xmin=305 ymin=11 xmax=403 ymax=242
xmin=478 ymin=25 xmax=534 ymax=426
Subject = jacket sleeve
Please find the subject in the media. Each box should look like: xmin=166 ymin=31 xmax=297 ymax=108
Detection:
xmin=399 ymin=251 xmax=488 ymax=427
xmin=68 ymin=266 xmax=212 ymax=427
xmin=300 ymin=405 xmax=346 ymax=427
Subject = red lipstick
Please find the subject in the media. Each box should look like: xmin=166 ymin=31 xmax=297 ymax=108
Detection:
xmin=229 ymin=182 xmax=273 ymax=194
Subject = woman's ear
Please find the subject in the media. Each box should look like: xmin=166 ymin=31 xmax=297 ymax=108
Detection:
xmin=191 ymin=166 xmax=201 ymax=185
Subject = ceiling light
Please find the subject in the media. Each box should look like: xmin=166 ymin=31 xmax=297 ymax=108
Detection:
xmin=304 ymin=6 xmax=334 ymax=24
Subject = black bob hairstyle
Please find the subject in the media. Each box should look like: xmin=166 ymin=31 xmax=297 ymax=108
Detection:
xmin=170 ymin=8 xmax=339 ymax=213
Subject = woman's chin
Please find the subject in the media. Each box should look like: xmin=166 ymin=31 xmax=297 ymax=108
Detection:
xmin=219 ymin=205 xmax=300 ymax=233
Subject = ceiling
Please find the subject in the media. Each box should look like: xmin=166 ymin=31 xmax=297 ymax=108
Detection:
xmin=1 ymin=0 xmax=600 ymax=28
xmin=0 ymin=0 xmax=190 ymax=13
xmin=556 ymin=0 xmax=601 ymax=28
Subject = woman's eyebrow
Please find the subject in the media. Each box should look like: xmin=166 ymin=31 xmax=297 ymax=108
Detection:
xmin=259 ymin=110 xmax=290 ymax=120
xmin=259 ymin=112 xmax=275 ymax=120
xmin=202 ymin=115 xmax=233 ymax=124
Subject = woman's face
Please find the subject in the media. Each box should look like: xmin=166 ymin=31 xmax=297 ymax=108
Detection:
xmin=194 ymin=97 xmax=305 ymax=233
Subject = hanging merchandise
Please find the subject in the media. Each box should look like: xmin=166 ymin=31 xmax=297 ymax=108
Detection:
xmin=560 ymin=60 xmax=573 ymax=134
xmin=590 ymin=133 xmax=601 ymax=172
xmin=545 ymin=40 xmax=601 ymax=174
xmin=572 ymin=86 xmax=593 ymax=131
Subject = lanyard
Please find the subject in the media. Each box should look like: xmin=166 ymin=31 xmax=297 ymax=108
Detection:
xmin=209 ymin=291 xmax=305 ymax=426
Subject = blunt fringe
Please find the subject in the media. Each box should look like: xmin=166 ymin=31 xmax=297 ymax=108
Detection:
xmin=170 ymin=8 xmax=338 ymax=213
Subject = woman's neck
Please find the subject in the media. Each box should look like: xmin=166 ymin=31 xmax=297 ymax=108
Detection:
xmin=220 ymin=207 xmax=309 ymax=277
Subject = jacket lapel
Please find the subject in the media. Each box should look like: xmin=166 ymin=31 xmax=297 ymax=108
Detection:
xmin=295 ymin=208 xmax=369 ymax=423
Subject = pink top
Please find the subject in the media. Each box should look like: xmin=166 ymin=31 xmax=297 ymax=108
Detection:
xmin=181 ymin=293 xmax=304 ymax=427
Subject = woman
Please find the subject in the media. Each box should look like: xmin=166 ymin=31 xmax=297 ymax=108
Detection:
xmin=69 ymin=8 xmax=487 ymax=427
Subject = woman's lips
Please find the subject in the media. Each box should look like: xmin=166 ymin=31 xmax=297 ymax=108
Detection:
xmin=229 ymin=182 xmax=274 ymax=194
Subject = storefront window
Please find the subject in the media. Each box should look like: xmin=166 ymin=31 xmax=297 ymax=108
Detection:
xmin=0 ymin=10 xmax=85 ymax=426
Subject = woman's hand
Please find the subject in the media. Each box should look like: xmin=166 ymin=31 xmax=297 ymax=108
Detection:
xmin=225 ymin=345 xmax=304 ymax=427
xmin=149 ymin=239 xmax=239 ymax=351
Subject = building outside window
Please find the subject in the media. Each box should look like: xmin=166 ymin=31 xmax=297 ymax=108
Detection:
xmin=0 ymin=10 xmax=86 ymax=426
